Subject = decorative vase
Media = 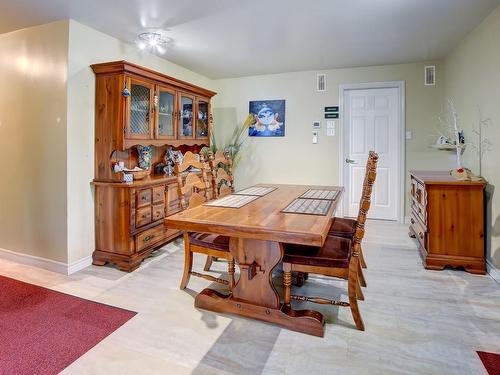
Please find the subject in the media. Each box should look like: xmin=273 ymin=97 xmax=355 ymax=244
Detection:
xmin=136 ymin=145 xmax=153 ymax=170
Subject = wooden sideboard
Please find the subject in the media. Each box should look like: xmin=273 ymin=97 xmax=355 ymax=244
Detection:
xmin=91 ymin=61 xmax=216 ymax=271
xmin=409 ymin=171 xmax=486 ymax=274
xmin=92 ymin=177 xmax=181 ymax=271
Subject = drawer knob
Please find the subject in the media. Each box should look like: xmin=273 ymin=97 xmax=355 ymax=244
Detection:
xmin=410 ymin=218 xmax=415 ymax=224
xmin=144 ymin=235 xmax=154 ymax=242
xmin=142 ymin=196 xmax=147 ymax=200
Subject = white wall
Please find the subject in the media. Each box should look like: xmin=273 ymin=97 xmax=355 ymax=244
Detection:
xmin=66 ymin=20 xmax=216 ymax=263
xmin=0 ymin=20 xmax=69 ymax=263
xmin=212 ymin=62 xmax=455 ymax=216
xmin=443 ymin=5 xmax=500 ymax=269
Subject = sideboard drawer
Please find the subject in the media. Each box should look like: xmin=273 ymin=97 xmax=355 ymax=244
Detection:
xmin=166 ymin=183 xmax=181 ymax=216
xmin=136 ymin=206 xmax=152 ymax=227
xmin=410 ymin=216 xmax=426 ymax=250
xmin=152 ymin=203 xmax=165 ymax=221
xmin=135 ymin=226 xmax=179 ymax=252
xmin=152 ymin=185 xmax=165 ymax=204
xmin=411 ymin=177 xmax=427 ymax=225
xmin=136 ymin=188 xmax=152 ymax=208
xmin=136 ymin=226 xmax=164 ymax=252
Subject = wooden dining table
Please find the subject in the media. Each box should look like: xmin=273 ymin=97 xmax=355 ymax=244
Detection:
xmin=164 ymin=183 xmax=344 ymax=337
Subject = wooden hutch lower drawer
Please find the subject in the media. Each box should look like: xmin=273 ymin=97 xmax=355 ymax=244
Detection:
xmin=137 ymin=188 xmax=152 ymax=207
xmin=152 ymin=203 xmax=165 ymax=221
xmin=135 ymin=226 xmax=177 ymax=252
xmin=136 ymin=206 xmax=152 ymax=227
xmin=152 ymin=185 xmax=165 ymax=204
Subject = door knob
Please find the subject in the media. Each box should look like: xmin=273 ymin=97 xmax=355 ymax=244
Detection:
xmin=345 ymin=158 xmax=356 ymax=164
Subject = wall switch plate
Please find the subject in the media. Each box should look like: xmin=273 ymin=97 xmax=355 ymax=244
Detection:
xmin=312 ymin=131 xmax=318 ymax=144
xmin=326 ymin=120 xmax=336 ymax=136
xmin=406 ymin=131 xmax=412 ymax=140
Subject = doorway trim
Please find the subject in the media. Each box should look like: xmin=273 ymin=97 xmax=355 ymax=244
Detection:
xmin=338 ymin=81 xmax=406 ymax=222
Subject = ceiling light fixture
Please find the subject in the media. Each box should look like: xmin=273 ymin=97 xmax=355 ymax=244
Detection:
xmin=137 ymin=32 xmax=169 ymax=54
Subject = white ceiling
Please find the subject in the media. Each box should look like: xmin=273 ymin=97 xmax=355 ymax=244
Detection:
xmin=1 ymin=0 xmax=499 ymax=78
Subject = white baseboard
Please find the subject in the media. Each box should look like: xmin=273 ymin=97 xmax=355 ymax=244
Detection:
xmin=0 ymin=247 xmax=92 ymax=275
xmin=67 ymin=256 xmax=93 ymax=275
xmin=486 ymin=260 xmax=500 ymax=286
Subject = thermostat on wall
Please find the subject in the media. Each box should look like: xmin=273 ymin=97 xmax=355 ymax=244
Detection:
xmin=312 ymin=121 xmax=321 ymax=129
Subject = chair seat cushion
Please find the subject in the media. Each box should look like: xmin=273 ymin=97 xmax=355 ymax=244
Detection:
xmin=189 ymin=232 xmax=230 ymax=251
xmin=329 ymin=217 xmax=357 ymax=238
xmin=283 ymin=236 xmax=352 ymax=268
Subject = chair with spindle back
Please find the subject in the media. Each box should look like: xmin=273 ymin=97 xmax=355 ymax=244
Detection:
xmin=203 ymin=150 xmax=236 ymax=272
xmin=209 ymin=150 xmax=234 ymax=198
xmin=282 ymin=152 xmax=378 ymax=331
xmin=327 ymin=151 xmax=378 ymax=287
xmin=174 ymin=151 xmax=235 ymax=290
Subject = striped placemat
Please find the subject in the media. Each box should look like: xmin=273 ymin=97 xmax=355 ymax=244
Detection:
xmin=299 ymin=189 xmax=340 ymax=200
xmin=282 ymin=198 xmax=333 ymax=216
xmin=204 ymin=194 xmax=260 ymax=208
xmin=233 ymin=186 xmax=277 ymax=197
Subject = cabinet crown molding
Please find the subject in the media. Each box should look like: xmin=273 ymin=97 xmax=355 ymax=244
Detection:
xmin=91 ymin=60 xmax=217 ymax=98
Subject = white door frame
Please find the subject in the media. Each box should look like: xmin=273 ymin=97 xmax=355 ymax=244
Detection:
xmin=338 ymin=81 xmax=406 ymax=223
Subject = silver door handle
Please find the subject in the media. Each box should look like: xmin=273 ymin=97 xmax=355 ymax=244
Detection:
xmin=345 ymin=158 xmax=356 ymax=164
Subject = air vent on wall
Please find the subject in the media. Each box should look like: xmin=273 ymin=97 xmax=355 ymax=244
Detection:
xmin=425 ymin=65 xmax=436 ymax=86
xmin=317 ymin=73 xmax=326 ymax=92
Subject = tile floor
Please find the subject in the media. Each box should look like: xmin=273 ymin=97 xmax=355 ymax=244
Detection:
xmin=1 ymin=220 xmax=499 ymax=374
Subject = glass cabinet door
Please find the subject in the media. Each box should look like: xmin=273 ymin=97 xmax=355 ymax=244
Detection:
xmin=196 ymin=98 xmax=210 ymax=139
xmin=178 ymin=94 xmax=194 ymax=138
xmin=156 ymin=87 xmax=176 ymax=139
xmin=127 ymin=79 xmax=153 ymax=139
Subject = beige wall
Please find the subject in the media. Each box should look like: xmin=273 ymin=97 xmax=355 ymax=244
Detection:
xmin=66 ymin=20 xmax=216 ymax=263
xmin=0 ymin=21 xmax=69 ymax=262
xmin=212 ymin=62 xmax=454 ymax=216
xmin=3 ymin=10 xmax=499 ymax=271
xmin=0 ymin=19 xmax=215 ymax=268
xmin=443 ymin=5 xmax=500 ymax=268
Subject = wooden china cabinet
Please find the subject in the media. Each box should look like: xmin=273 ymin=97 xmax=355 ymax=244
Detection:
xmin=91 ymin=61 xmax=216 ymax=271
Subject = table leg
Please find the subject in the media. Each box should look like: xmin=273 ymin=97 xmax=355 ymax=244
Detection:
xmin=195 ymin=237 xmax=325 ymax=337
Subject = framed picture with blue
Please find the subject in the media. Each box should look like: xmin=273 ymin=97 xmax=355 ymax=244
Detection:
xmin=248 ymin=100 xmax=285 ymax=137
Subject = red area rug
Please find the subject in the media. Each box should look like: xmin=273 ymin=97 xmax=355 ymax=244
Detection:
xmin=0 ymin=275 xmax=136 ymax=374
xmin=478 ymin=351 xmax=500 ymax=375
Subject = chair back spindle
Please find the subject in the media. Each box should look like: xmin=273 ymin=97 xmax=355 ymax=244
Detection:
xmin=174 ymin=151 xmax=212 ymax=210
xmin=209 ymin=150 xmax=235 ymax=198
xmin=352 ymin=151 xmax=379 ymax=255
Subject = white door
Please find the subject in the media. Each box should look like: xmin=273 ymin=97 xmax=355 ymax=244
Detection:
xmin=343 ymin=86 xmax=401 ymax=220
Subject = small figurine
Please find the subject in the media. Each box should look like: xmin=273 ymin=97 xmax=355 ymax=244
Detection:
xmin=136 ymin=145 xmax=153 ymax=170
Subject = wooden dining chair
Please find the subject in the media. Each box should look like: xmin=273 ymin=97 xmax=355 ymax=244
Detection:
xmin=328 ymin=151 xmax=379 ymax=287
xmin=202 ymin=150 xmax=235 ymax=272
xmin=282 ymin=154 xmax=378 ymax=331
xmin=209 ymin=150 xmax=234 ymax=198
xmin=174 ymin=151 xmax=235 ymax=290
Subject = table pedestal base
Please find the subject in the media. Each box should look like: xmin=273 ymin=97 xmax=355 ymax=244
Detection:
xmin=195 ymin=289 xmax=325 ymax=337
xmin=194 ymin=238 xmax=325 ymax=337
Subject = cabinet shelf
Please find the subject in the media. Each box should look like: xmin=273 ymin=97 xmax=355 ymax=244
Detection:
xmin=124 ymin=138 xmax=209 ymax=149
